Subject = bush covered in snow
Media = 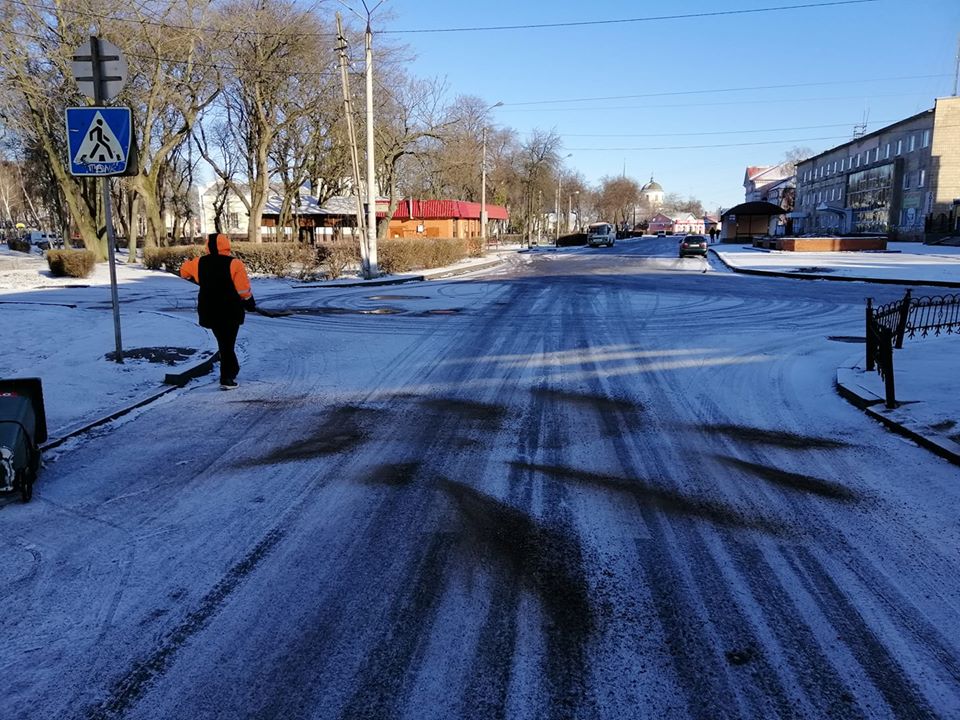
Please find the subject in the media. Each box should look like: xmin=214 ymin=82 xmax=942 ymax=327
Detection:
xmin=46 ymin=249 xmax=96 ymax=278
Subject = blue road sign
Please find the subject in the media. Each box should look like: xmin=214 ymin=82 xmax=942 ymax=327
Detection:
xmin=65 ymin=107 xmax=132 ymax=176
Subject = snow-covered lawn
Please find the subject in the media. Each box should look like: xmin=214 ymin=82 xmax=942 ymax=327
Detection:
xmin=0 ymin=245 xmax=513 ymax=435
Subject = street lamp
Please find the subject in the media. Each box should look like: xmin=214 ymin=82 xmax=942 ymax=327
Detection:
xmin=480 ymin=101 xmax=504 ymax=246
xmin=555 ymin=153 xmax=572 ymax=245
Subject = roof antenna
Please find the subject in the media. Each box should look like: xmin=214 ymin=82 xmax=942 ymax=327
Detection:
xmin=852 ymin=108 xmax=869 ymax=139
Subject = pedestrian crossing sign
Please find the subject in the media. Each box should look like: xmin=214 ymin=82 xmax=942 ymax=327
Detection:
xmin=65 ymin=107 xmax=133 ymax=176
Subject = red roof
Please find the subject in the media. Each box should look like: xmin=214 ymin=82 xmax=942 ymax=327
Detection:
xmin=377 ymin=199 xmax=508 ymax=221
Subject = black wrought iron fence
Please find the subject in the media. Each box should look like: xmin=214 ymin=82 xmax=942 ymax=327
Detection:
xmin=865 ymin=289 xmax=960 ymax=408
xmin=903 ymin=292 xmax=960 ymax=339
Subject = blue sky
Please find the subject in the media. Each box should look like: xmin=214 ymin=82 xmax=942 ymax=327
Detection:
xmin=373 ymin=0 xmax=960 ymax=211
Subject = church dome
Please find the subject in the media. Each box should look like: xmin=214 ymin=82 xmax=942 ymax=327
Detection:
xmin=642 ymin=180 xmax=663 ymax=193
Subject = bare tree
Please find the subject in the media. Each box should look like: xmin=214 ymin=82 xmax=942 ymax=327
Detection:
xmin=123 ymin=0 xmax=222 ymax=250
xmin=513 ymin=129 xmax=563 ymax=240
xmin=661 ymin=192 xmax=705 ymax=218
xmin=0 ymin=1 xmax=107 ymax=256
xmin=781 ymin=146 xmax=814 ymax=176
xmin=371 ymin=74 xmax=460 ymax=239
xmin=195 ymin=0 xmax=331 ymax=243
xmin=595 ymin=176 xmax=640 ymax=228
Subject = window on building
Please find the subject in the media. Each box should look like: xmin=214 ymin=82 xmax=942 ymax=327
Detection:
xmin=903 ymin=172 xmax=910 ymax=189
xmin=874 ymin=147 xmax=880 ymax=162
xmin=817 ymin=191 xmax=822 ymax=203
xmin=919 ymin=169 xmax=926 ymax=187
xmin=885 ymin=143 xmax=891 ymax=159
xmin=855 ymin=154 xmax=861 ymax=168
xmin=909 ymin=134 xmax=916 ymax=152
xmin=840 ymin=158 xmax=845 ymax=171
xmin=229 ymin=212 xmax=239 ymax=229
xmin=922 ymin=129 xmax=930 ymax=148
xmin=847 ymin=164 xmax=894 ymax=233
xmin=896 ymin=139 xmax=903 ymax=155
xmin=848 ymin=155 xmax=853 ymax=168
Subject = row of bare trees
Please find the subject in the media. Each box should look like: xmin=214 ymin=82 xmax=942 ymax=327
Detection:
xmin=1 ymin=0 xmax=713 ymax=261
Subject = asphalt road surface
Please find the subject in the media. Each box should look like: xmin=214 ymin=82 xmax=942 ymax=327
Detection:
xmin=3 ymin=237 xmax=959 ymax=719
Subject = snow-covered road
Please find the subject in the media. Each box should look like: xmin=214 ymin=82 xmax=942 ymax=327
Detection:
xmin=3 ymin=237 xmax=959 ymax=719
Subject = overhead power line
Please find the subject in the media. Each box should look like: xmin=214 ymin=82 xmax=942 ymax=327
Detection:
xmin=504 ymin=74 xmax=951 ymax=107
xmin=498 ymin=91 xmax=933 ymax=113
xmin=565 ymin=124 xmax=960 ymax=151
xmin=551 ymin=121 xmax=896 ymax=138
xmin=5 ymin=0 xmax=879 ymax=39
xmin=564 ymin=135 xmax=855 ymax=151
xmin=380 ymin=0 xmax=880 ymax=34
xmin=3 ymin=28 xmax=349 ymax=78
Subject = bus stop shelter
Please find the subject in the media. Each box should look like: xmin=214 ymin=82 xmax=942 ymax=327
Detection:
xmin=720 ymin=201 xmax=785 ymax=240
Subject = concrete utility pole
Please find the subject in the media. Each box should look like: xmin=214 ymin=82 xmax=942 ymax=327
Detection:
xmin=555 ymin=175 xmax=561 ymax=244
xmin=479 ymin=102 xmax=502 ymax=246
xmin=335 ymin=13 xmax=367 ymax=252
xmin=363 ymin=20 xmax=378 ymax=276
xmin=555 ymin=153 xmax=572 ymax=244
xmin=481 ymin=127 xmax=488 ymax=244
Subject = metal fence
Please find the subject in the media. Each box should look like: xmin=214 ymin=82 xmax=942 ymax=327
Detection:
xmin=866 ymin=289 xmax=960 ymax=408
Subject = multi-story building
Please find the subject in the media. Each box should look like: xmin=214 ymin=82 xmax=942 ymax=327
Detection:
xmin=792 ymin=96 xmax=960 ymax=240
xmin=743 ymin=163 xmax=795 ymax=235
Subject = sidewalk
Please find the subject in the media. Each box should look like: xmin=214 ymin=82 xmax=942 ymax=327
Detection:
xmin=711 ymin=242 xmax=960 ymax=287
xmin=835 ymin=332 xmax=960 ymax=466
xmin=703 ymin=241 xmax=960 ymax=465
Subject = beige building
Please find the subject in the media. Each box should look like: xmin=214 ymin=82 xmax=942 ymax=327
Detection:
xmin=792 ymin=96 xmax=960 ymax=240
xmin=640 ymin=177 xmax=664 ymax=209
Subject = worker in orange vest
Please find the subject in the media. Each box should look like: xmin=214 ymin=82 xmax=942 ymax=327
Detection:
xmin=180 ymin=233 xmax=255 ymax=389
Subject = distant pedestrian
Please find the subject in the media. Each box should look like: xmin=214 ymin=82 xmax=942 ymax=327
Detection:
xmin=180 ymin=233 xmax=256 ymax=389
xmin=709 ymin=227 xmax=717 ymax=243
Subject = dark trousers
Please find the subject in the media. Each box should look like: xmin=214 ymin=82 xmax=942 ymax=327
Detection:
xmin=211 ymin=323 xmax=240 ymax=381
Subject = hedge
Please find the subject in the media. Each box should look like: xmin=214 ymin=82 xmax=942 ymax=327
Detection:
xmin=142 ymin=246 xmax=204 ymax=273
xmin=377 ymin=237 xmax=469 ymax=274
xmin=143 ymin=242 xmax=319 ymax=278
xmin=144 ymin=238 xmax=472 ymax=278
xmin=316 ymin=241 xmax=361 ymax=279
xmin=46 ymin=249 xmax=96 ymax=278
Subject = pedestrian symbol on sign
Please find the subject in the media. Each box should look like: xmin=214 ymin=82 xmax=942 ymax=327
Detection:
xmin=73 ymin=111 xmax=124 ymax=166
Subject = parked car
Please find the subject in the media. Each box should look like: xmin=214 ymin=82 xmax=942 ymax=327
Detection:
xmin=586 ymin=222 xmax=616 ymax=247
xmin=23 ymin=231 xmax=61 ymax=251
xmin=656 ymin=230 xmax=666 ymax=237
xmin=679 ymin=235 xmax=708 ymax=258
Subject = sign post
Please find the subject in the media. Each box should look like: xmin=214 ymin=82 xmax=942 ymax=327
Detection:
xmin=68 ymin=36 xmax=130 ymax=363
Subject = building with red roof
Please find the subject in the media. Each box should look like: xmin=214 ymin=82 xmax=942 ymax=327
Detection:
xmin=377 ymin=199 xmax=509 ymax=239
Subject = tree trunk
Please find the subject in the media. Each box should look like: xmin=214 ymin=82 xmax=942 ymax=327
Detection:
xmin=125 ymin=192 xmax=137 ymax=260
xmin=136 ymin=185 xmax=165 ymax=250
